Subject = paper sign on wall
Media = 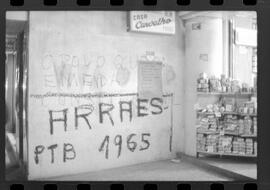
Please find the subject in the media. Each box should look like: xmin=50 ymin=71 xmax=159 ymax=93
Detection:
xmin=138 ymin=61 xmax=163 ymax=98
xmin=128 ymin=11 xmax=175 ymax=35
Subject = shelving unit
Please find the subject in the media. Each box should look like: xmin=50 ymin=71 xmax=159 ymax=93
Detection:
xmin=196 ymin=92 xmax=257 ymax=159
xmin=197 ymin=151 xmax=257 ymax=158
xmin=197 ymin=92 xmax=254 ymax=96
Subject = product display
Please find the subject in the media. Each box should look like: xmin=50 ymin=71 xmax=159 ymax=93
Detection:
xmin=238 ymin=101 xmax=257 ymax=115
xmin=245 ymin=138 xmax=254 ymax=155
xmin=218 ymin=136 xmax=233 ymax=153
xmin=197 ymin=73 xmax=255 ymax=93
xmin=197 ymin=134 xmax=206 ymax=151
xmin=197 ymin=72 xmax=209 ymax=92
xmin=196 ymin=94 xmax=257 ymax=157
xmin=205 ymin=134 xmax=219 ymax=153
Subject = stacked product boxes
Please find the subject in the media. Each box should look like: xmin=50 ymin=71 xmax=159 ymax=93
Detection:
xmin=245 ymin=138 xmax=254 ymax=155
xmin=196 ymin=105 xmax=257 ymax=156
xmin=206 ymin=135 xmax=219 ymax=153
xmin=197 ymin=73 xmax=256 ymax=93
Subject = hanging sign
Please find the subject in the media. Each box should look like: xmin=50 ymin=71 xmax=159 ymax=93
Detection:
xmin=128 ymin=11 xmax=175 ymax=35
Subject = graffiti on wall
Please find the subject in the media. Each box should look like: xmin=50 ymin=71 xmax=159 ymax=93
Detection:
xmin=31 ymin=93 xmax=173 ymax=164
xmin=41 ymin=53 xmax=135 ymax=92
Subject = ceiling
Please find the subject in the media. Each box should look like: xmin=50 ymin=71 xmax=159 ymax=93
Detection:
xmin=178 ymin=11 xmax=257 ymax=21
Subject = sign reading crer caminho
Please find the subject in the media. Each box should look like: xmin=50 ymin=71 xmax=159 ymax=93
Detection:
xmin=129 ymin=11 xmax=175 ymax=35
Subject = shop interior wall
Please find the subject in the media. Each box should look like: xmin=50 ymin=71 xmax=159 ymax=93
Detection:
xmin=27 ymin=11 xmax=185 ymax=179
xmin=183 ymin=17 xmax=224 ymax=156
xmin=233 ymin=15 xmax=256 ymax=86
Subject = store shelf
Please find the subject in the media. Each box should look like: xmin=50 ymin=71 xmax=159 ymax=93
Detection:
xmin=197 ymin=151 xmax=257 ymax=158
xmin=241 ymin=134 xmax=257 ymax=138
xmin=197 ymin=111 xmax=257 ymax=117
xmin=238 ymin=113 xmax=257 ymax=117
xmin=196 ymin=90 xmax=257 ymax=160
xmin=197 ymin=129 xmax=257 ymax=138
xmin=197 ymin=130 xmax=219 ymax=135
xmin=197 ymin=92 xmax=254 ymax=96
xmin=197 ymin=112 xmax=216 ymax=115
xmin=223 ymin=132 xmax=239 ymax=136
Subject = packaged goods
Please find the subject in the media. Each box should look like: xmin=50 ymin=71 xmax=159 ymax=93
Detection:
xmin=231 ymin=80 xmax=241 ymax=93
xmin=209 ymin=76 xmax=221 ymax=92
xmin=237 ymin=137 xmax=246 ymax=154
xmin=197 ymin=134 xmax=206 ymax=151
xmin=218 ymin=136 xmax=233 ymax=153
xmin=223 ymin=98 xmax=236 ymax=112
xmin=197 ymin=73 xmax=209 ymax=92
xmin=232 ymin=139 xmax=239 ymax=154
xmin=198 ymin=115 xmax=218 ymax=131
xmin=196 ymin=91 xmax=257 ymax=157
xmin=245 ymin=138 xmax=253 ymax=155
xmin=206 ymin=135 xmax=219 ymax=152
xmin=242 ymin=83 xmax=250 ymax=93
xmin=253 ymin=117 xmax=257 ymax=135
xmin=238 ymin=119 xmax=245 ymax=134
xmin=197 ymin=73 xmax=255 ymax=93
xmin=220 ymin=74 xmax=227 ymax=93
xmin=225 ymin=78 xmax=232 ymax=92
xmin=244 ymin=116 xmax=253 ymax=135
xmin=248 ymin=107 xmax=254 ymax=114
xmin=224 ymin=115 xmax=239 ymax=134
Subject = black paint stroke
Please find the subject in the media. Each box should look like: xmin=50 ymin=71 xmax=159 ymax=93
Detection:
xmin=99 ymin=103 xmax=115 ymax=126
xmin=150 ymin=97 xmax=163 ymax=115
xmin=140 ymin=133 xmax=151 ymax=151
xmin=137 ymin=98 xmax=149 ymax=117
xmin=49 ymin=109 xmax=68 ymax=135
xmin=47 ymin=144 xmax=58 ymax=164
xmin=119 ymin=101 xmax=132 ymax=122
xmin=114 ymin=135 xmax=122 ymax=158
xmin=63 ymin=143 xmax=76 ymax=162
xmin=75 ymin=104 xmax=94 ymax=130
xmin=99 ymin=135 xmax=109 ymax=159
xmin=127 ymin=133 xmax=137 ymax=152
xmin=34 ymin=145 xmax=45 ymax=164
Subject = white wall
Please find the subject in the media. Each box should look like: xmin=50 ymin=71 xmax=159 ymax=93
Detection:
xmin=27 ymin=11 xmax=185 ymax=179
xmin=183 ymin=17 xmax=224 ymax=156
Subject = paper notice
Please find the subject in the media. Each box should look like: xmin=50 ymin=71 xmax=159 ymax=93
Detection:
xmin=138 ymin=61 xmax=163 ymax=98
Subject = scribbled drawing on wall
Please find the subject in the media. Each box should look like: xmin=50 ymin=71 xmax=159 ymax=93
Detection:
xmin=112 ymin=54 xmax=131 ymax=87
xmin=116 ymin=66 xmax=131 ymax=86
